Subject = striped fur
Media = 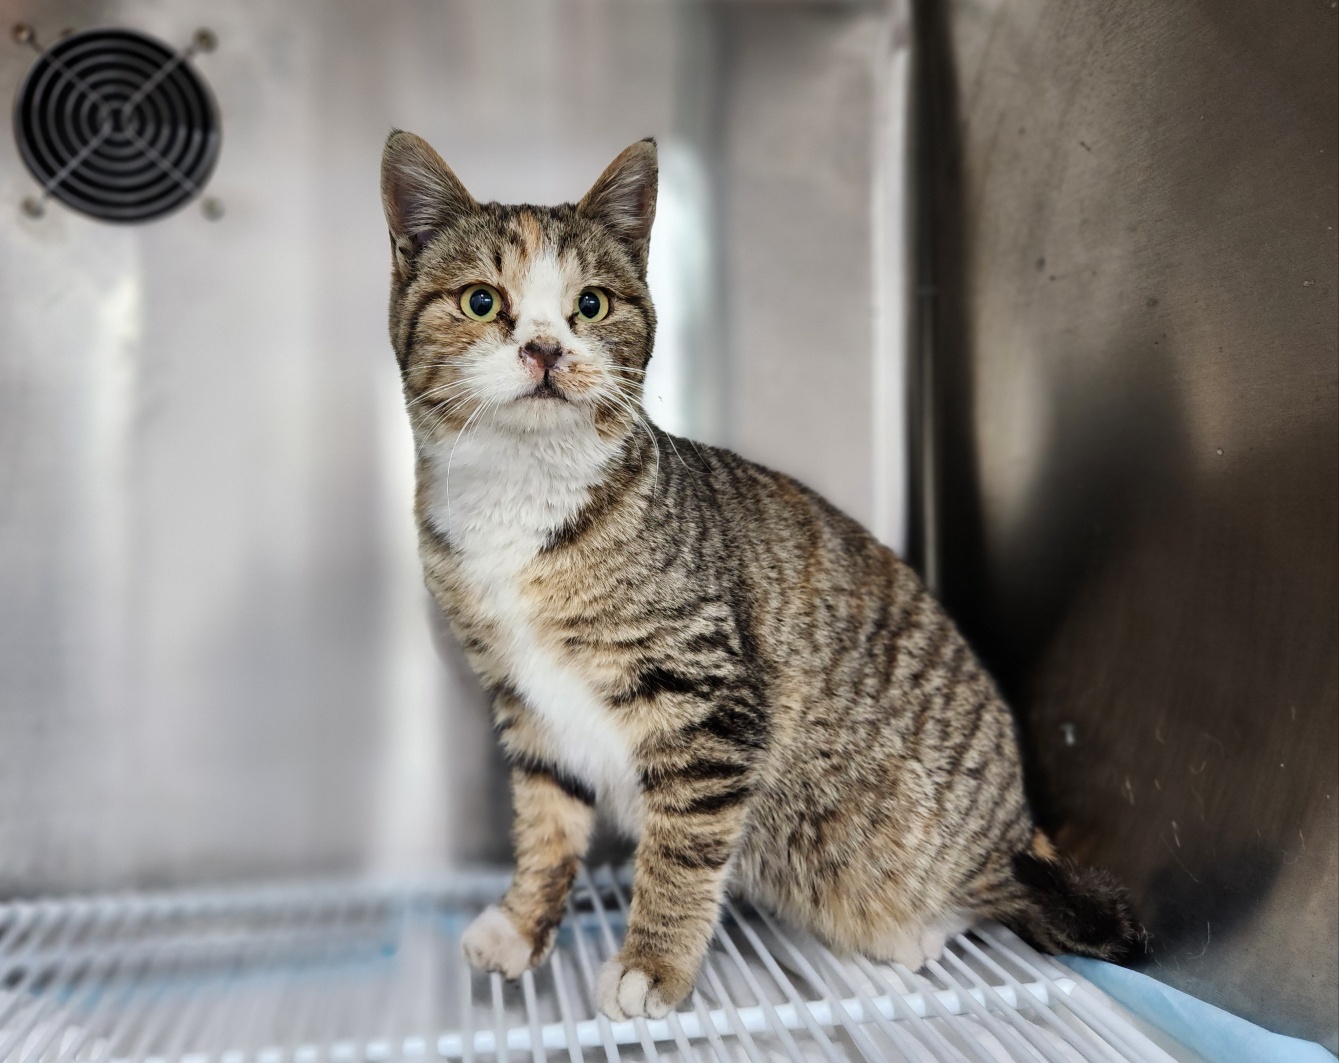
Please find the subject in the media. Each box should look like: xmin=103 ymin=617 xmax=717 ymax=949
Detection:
xmin=380 ymin=131 xmax=1139 ymax=1021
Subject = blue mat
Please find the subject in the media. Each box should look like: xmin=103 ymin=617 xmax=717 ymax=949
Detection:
xmin=1061 ymin=957 xmax=1337 ymax=1063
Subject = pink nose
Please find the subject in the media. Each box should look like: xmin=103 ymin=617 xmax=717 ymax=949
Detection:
xmin=521 ymin=340 xmax=563 ymax=371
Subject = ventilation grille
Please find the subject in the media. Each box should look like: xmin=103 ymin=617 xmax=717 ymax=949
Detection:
xmin=0 ymin=865 xmax=1182 ymax=1062
xmin=13 ymin=27 xmax=219 ymax=222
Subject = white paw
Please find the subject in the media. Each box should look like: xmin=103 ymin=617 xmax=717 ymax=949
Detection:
xmin=918 ymin=925 xmax=948 ymax=965
xmin=883 ymin=924 xmax=944 ymax=971
xmin=596 ymin=957 xmax=672 ymax=1021
xmin=886 ymin=926 xmax=931 ymax=971
xmin=461 ymin=905 xmax=532 ymax=979
xmin=883 ymin=915 xmax=964 ymax=971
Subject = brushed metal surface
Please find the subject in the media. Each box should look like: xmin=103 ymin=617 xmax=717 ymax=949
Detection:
xmin=917 ymin=0 xmax=1338 ymax=1048
xmin=0 ymin=1 xmax=906 ymax=891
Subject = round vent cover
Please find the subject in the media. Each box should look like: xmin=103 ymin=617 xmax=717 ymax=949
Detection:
xmin=14 ymin=27 xmax=220 ymax=223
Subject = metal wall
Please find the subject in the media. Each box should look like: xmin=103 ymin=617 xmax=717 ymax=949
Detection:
xmin=0 ymin=1 xmax=907 ymax=891
xmin=917 ymin=0 xmax=1338 ymax=1048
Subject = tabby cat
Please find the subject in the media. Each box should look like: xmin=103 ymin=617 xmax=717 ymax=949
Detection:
xmin=379 ymin=131 xmax=1138 ymax=1021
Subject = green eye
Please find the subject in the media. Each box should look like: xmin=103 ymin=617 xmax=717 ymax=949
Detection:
xmin=576 ymin=288 xmax=610 ymax=322
xmin=461 ymin=284 xmax=502 ymax=322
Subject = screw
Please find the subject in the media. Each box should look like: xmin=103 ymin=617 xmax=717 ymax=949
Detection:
xmin=192 ymin=28 xmax=217 ymax=53
xmin=201 ymin=196 xmax=224 ymax=220
xmin=11 ymin=23 xmax=34 ymax=44
xmin=20 ymin=196 xmax=44 ymax=219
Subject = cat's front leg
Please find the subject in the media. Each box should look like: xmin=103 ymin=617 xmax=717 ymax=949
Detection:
xmin=462 ymin=759 xmax=595 ymax=978
xmin=597 ymin=754 xmax=752 ymax=1020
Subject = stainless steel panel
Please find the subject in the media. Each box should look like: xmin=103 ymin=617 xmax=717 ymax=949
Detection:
xmin=918 ymin=0 xmax=1338 ymax=1048
xmin=0 ymin=2 xmax=906 ymax=891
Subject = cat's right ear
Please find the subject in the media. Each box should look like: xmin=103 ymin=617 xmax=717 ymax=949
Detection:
xmin=381 ymin=130 xmax=477 ymax=272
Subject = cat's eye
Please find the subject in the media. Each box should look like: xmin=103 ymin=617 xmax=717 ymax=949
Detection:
xmin=460 ymin=284 xmax=502 ymax=322
xmin=576 ymin=288 xmax=610 ymax=322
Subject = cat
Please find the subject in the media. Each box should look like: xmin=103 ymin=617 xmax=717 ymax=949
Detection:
xmin=379 ymin=130 xmax=1138 ymax=1021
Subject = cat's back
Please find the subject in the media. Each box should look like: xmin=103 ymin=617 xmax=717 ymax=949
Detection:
xmin=650 ymin=431 xmax=921 ymax=666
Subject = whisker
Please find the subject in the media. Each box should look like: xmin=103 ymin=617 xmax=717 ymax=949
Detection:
xmin=410 ymin=374 xmax=475 ymax=395
xmin=443 ymin=397 xmax=494 ymax=531
xmin=406 ymin=379 xmax=477 ymax=410
xmin=600 ymin=385 xmax=660 ymax=498
xmin=415 ymin=389 xmax=469 ymax=441
xmin=415 ymin=382 xmax=485 ymax=454
xmin=407 ymin=388 xmax=472 ymax=411
xmin=659 ymin=424 xmax=689 ymax=471
xmin=406 ymin=353 xmax=475 ymax=370
xmin=638 ymin=415 xmax=661 ymax=499
xmin=486 ymin=395 xmax=504 ymax=436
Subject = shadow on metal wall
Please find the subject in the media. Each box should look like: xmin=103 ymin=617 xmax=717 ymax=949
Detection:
xmin=914 ymin=0 xmax=1338 ymax=1048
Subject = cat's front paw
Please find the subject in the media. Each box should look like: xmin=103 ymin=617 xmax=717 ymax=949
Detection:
xmin=461 ymin=905 xmax=533 ymax=979
xmin=596 ymin=954 xmax=692 ymax=1020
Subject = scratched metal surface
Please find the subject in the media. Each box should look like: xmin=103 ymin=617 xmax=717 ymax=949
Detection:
xmin=914 ymin=0 xmax=1338 ymax=1049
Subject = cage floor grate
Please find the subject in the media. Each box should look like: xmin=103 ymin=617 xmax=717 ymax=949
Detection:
xmin=0 ymin=865 xmax=1176 ymax=1062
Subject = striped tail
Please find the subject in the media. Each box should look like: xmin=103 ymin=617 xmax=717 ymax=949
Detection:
xmin=995 ymin=831 xmax=1143 ymax=962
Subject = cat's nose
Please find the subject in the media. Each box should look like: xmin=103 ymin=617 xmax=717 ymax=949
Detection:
xmin=521 ymin=339 xmax=564 ymax=371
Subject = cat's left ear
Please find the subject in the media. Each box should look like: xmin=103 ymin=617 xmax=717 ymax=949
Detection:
xmin=381 ymin=130 xmax=478 ymax=272
xmin=578 ymin=138 xmax=658 ymax=274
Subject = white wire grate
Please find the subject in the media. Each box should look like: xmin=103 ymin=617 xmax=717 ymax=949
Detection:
xmin=0 ymin=865 xmax=1177 ymax=1063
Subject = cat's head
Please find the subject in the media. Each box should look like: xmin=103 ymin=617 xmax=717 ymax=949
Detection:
xmin=380 ymin=131 xmax=657 ymax=443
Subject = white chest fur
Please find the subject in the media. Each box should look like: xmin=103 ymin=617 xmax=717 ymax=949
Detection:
xmin=422 ymin=424 xmax=642 ymax=836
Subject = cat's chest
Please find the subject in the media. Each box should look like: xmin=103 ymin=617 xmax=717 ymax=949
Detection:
xmin=422 ymin=431 xmax=642 ymax=834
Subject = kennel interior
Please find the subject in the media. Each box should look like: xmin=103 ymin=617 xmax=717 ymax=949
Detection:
xmin=0 ymin=0 xmax=1335 ymax=1060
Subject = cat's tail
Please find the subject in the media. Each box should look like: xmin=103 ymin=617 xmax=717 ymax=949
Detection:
xmin=993 ymin=831 xmax=1144 ymax=963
